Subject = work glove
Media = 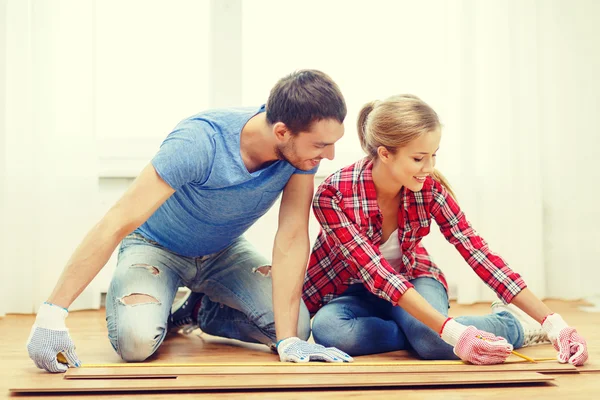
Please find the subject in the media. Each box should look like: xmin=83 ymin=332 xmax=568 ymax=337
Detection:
xmin=26 ymin=302 xmax=81 ymax=373
xmin=542 ymin=313 xmax=588 ymax=366
xmin=276 ymin=337 xmax=353 ymax=363
xmin=440 ymin=318 xmax=512 ymax=365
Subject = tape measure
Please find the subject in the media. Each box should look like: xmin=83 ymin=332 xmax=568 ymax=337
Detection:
xmin=81 ymin=359 xmax=556 ymax=368
xmin=80 ymin=360 xmax=466 ymax=368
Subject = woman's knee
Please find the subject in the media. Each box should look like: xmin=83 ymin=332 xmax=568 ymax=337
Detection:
xmin=311 ymin=307 xmax=354 ymax=348
xmin=408 ymin=326 xmax=456 ymax=360
xmin=297 ymin=302 xmax=311 ymax=341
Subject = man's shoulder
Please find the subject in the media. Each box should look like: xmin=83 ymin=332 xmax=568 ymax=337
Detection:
xmin=177 ymin=106 xmax=263 ymax=133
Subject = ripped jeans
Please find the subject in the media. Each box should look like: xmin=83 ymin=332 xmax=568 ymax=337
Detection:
xmin=105 ymin=233 xmax=310 ymax=361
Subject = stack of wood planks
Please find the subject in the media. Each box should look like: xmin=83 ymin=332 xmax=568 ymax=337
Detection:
xmin=9 ymin=360 xmax=581 ymax=394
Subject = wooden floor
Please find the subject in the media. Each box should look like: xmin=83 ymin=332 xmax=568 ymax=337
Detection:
xmin=2 ymin=300 xmax=599 ymax=399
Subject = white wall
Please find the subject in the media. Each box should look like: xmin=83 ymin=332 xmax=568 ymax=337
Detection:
xmin=2 ymin=0 xmax=599 ymax=314
xmin=3 ymin=0 xmax=100 ymax=312
xmin=0 ymin=0 xmax=7 ymax=317
xmin=92 ymin=0 xmax=600 ymax=303
xmin=3 ymin=0 xmax=36 ymax=314
xmin=537 ymin=0 xmax=600 ymax=299
xmin=95 ymin=0 xmax=211 ymax=177
xmin=241 ymin=0 xmax=453 ymax=176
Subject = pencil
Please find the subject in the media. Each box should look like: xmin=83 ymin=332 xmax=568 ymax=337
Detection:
xmin=510 ymin=349 xmax=537 ymax=363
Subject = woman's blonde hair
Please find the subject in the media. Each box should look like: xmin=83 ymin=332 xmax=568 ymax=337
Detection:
xmin=357 ymin=94 xmax=456 ymax=200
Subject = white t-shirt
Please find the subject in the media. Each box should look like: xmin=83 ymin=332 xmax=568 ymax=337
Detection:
xmin=379 ymin=228 xmax=402 ymax=272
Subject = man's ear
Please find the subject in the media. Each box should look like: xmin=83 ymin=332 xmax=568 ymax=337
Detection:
xmin=273 ymin=122 xmax=290 ymax=142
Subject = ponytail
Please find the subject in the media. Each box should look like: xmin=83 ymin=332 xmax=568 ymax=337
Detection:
xmin=357 ymin=101 xmax=377 ymax=158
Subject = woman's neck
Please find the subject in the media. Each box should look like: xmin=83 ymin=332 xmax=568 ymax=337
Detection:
xmin=371 ymin=159 xmax=403 ymax=203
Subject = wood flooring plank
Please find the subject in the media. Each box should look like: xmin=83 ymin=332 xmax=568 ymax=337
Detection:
xmin=64 ymin=361 xmax=576 ymax=379
xmin=10 ymin=372 xmax=553 ymax=393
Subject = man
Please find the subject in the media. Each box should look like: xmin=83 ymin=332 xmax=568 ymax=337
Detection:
xmin=27 ymin=70 xmax=353 ymax=373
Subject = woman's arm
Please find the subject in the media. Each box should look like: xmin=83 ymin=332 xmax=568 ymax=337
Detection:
xmin=397 ymin=287 xmax=513 ymax=365
xmin=428 ymin=180 xmax=552 ymax=322
xmin=396 ymin=287 xmax=447 ymax=332
xmin=312 ymin=184 xmax=413 ymax=305
xmin=429 ymin=179 xmax=526 ymax=303
xmin=508 ymin=288 xmax=552 ymax=323
xmin=428 ymin=180 xmax=587 ymax=365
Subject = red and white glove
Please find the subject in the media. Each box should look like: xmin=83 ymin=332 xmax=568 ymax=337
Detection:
xmin=440 ymin=318 xmax=513 ymax=365
xmin=542 ymin=313 xmax=588 ymax=366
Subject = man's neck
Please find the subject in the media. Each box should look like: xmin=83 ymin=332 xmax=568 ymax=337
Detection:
xmin=240 ymin=113 xmax=278 ymax=173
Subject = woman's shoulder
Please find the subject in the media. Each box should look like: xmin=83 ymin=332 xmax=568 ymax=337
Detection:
xmin=320 ymin=157 xmax=372 ymax=192
xmin=404 ymin=176 xmax=444 ymax=206
xmin=421 ymin=176 xmax=438 ymax=194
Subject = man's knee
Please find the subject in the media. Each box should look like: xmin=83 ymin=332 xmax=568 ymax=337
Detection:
xmin=109 ymin=293 xmax=165 ymax=362
xmin=113 ymin=327 xmax=163 ymax=362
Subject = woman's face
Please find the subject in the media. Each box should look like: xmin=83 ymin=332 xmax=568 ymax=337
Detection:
xmin=382 ymin=129 xmax=441 ymax=192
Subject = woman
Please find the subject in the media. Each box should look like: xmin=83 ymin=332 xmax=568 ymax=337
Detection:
xmin=302 ymin=95 xmax=588 ymax=365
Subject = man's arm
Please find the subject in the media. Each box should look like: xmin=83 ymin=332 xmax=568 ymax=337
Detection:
xmin=48 ymin=163 xmax=175 ymax=308
xmin=271 ymin=173 xmax=313 ymax=341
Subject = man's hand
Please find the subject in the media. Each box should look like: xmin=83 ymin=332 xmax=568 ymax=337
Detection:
xmin=542 ymin=313 xmax=588 ymax=366
xmin=26 ymin=303 xmax=81 ymax=373
xmin=277 ymin=337 xmax=353 ymax=363
xmin=441 ymin=318 xmax=513 ymax=365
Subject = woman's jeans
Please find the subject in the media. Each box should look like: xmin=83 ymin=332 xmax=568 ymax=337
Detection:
xmin=311 ymin=277 xmax=524 ymax=358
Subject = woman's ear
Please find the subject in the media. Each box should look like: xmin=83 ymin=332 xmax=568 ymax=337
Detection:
xmin=377 ymin=146 xmax=391 ymax=163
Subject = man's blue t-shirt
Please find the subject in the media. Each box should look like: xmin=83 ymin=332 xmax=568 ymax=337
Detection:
xmin=135 ymin=105 xmax=317 ymax=257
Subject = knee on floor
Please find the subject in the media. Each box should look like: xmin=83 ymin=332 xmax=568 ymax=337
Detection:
xmin=110 ymin=293 xmax=164 ymax=362
xmin=112 ymin=324 xmax=164 ymax=362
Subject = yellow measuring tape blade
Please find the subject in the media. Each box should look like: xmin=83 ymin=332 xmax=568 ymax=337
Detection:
xmin=79 ymin=358 xmax=555 ymax=368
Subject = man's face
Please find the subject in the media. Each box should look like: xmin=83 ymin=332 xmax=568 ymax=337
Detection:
xmin=275 ymin=119 xmax=345 ymax=171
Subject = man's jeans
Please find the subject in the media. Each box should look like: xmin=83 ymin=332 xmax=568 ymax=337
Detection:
xmin=106 ymin=233 xmax=310 ymax=361
xmin=311 ymin=277 xmax=524 ymax=358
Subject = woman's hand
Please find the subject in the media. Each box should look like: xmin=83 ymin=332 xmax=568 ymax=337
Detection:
xmin=440 ymin=318 xmax=513 ymax=365
xmin=542 ymin=313 xmax=588 ymax=366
